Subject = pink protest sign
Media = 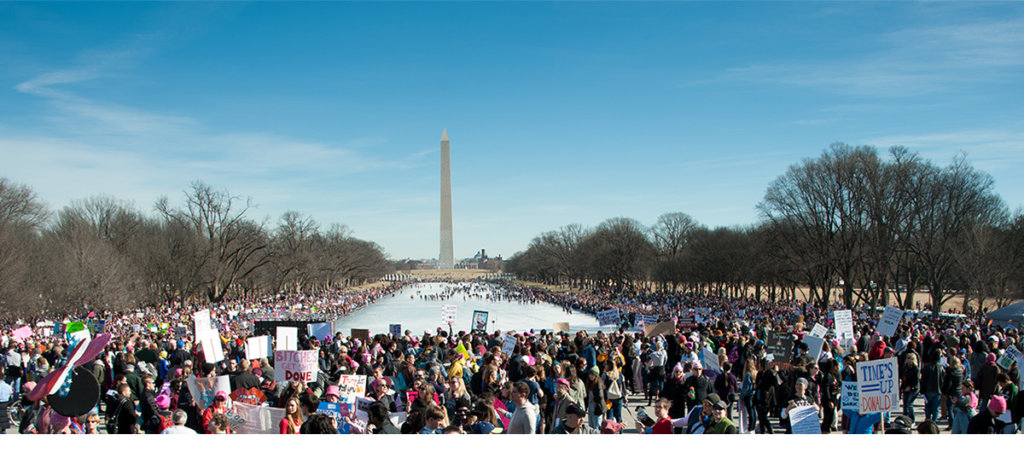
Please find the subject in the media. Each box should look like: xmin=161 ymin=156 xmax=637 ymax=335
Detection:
xmin=12 ymin=326 xmax=34 ymax=340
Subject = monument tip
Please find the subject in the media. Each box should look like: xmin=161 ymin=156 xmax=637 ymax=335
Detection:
xmin=441 ymin=128 xmax=448 ymax=141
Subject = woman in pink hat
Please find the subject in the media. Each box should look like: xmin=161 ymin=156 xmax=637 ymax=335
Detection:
xmin=201 ymin=391 xmax=230 ymax=433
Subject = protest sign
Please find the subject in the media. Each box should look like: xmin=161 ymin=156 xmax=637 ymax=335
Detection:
xmin=766 ymin=332 xmax=794 ymax=363
xmin=336 ymin=374 xmax=368 ymax=402
xmin=316 ymin=401 xmax=346 ymax=424
xmin=553 ymin=322 xmax=570 ymax=333
xmin=274 ymin=350 xmax=318 ymax=383
xmin=856 ymin=357 xmax=899 ymax=415
xmin=678 ymin=315 xmax=697 ymax=329
xmin=441 ymin=304 xmax=458 ymax=326
xmin=596 ymin=308 xmax=620 ymax=326
xmin=834 ymin=310 xmax=855 ymax=349
xmin=66 ymin=321 xmax=85 ymax=334
xmin=472 ymin=310 xmax=489 ymax=332
xmin=810 ymin=323 xmax=828 ymax=338
xmin=502 ymin=334 xmax=517 ymax=356
xmin=194 ymin=309 xmax=213 ymax=335
xmin=737 ymin=309 xmax=746 ymax=319
xmin=229 ymin=401 xmax=285 ymax=434
xmin=307 ymin=322 xmax=332 ymax=341
xmin=841 ymin=381 xmax=859 ymax=412
xmin=351 ymin=329 xmax=370 ymax=340
xmin=789 ymin=405 xmax=820 ymax=434
xmin=389 ymin=324 xmax=402 ymax=337
xmin=12 ymin=326 xmax=33 ymax=341
xmin=276 ymin=326 xmax=298 ymax=351
xmin=245 ymin=335 xmax=272 ymax=360
xmin=875 ymin=306 xmax=904 ymax=338
xmin=644 ymin=321 xmax=676 ymax=338
xmin=636 ymin=314 xmax=659 ymax=328
xmin=230 ymin=387 xmax=268 ymax=406
xmin=187 ymin=375 xmax=231 ymax=410
xmin=455 ymin=343 xmax=471 ymax=360
xmin=802 ymin=334 xmax=825 ymax=362
xmin=197 ymin=331 xmax=225 ymax=363
xmin=997 ymin=345 xmax=1023 ymax=370
xmin=701 ymin=345 xmax=721 ymax=373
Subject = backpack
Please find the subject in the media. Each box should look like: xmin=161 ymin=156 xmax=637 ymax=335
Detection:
xmin=157 ymin=414 xmax=175 ymax=433
xmin=106 ymin=398 xmax=126 ymax=434
xmin=607 ymin=376 xmax=622 ymax=400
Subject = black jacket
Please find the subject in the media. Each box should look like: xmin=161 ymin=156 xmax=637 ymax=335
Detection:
xmin=966 ymin=409 xmax=1005 ymax=434
xmin=920 ymin=362 xmax=944 ymax=394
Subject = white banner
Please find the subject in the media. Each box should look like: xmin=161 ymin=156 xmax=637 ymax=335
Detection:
xmin=597 ymin=308 xmax=620 ymax=326
xmin=229 ymin=401 xmax=286 ymax=434
xmin=789 ymin=405 xmax=820 ymax=434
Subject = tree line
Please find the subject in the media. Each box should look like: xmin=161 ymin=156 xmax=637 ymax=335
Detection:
xmin=0 ymin=180 xmax=389 ymax=321
xmin=505 ymin=144 xmax=1024 ymax=319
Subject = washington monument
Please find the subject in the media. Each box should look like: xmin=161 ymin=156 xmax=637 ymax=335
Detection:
xmin=439 ymin=129 xmax=454 ymax=269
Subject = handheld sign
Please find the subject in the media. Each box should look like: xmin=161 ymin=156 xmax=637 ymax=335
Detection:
xmin=501 ymin=334 xmax=517 ymax=356
xmin=833 ymin=310 xmax=855 ymax=349
xmin=875 ymin=306 xmax=903 ymax=338
xmin=997 ymin=346 xmax=1023 ymax=370
xmin=789 ymin=405 xmax=820 ymax=434
xmin=12 ymin=326 xmax=33 ymax=341
xmin=276 ymin=327 xmax=298 ymax=351
xmin=441 ymin=305 xmax=458 ymax=326
xmin=841 ymin=381 xmax=859 ymax=412
xmin=194 ymin=309 xmax=213 ymax=335
xmin=316 ymin=401 xmax=346 ymax=424
xmin=389 ymin=324 xmax=402 ymax=337
xmin=802 ymin=334 xmax=825 ymax=362
xmin=274 ymin=350 xmax=318 ymax=383
xmin=766 ymin=332 xmax=794 ymax=363
xmin=596 ymin=308 xmax=620 ymax=327
xmin=197 ymin=331 xmax=225 ymax=363
xmin=856 ymin=357 xmax=899 ymax=415
xmin=245 ymin=335 xmax=272 ymax=360
xmin=553 ymin=322 xmax=570 ymax=333
xmin=472 ymin=311 xmax=489 ymax=332
xmin=351 ymin=329 xmax=370 ymax=340
xmin=336 ymin=375 xmax=368 ymax=402
xmin=187 ymin=375 xmax=232 ymax=410
xmin=810 ymin=323 xmax=828 ymax=338
xmin=229 ymin=401 xmax=286 ymax=434
xmin=644 ymin=321 xmax=676 ymax=338
xmin=307 ymin=322 xmax=332 ymax=341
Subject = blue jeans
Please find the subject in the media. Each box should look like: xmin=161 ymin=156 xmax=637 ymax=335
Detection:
xmin=924 ymin=392 xmax=941 ymax=422
xmin=609 ymin=398 xmax=623 ymax=423
xmin=902 ymin=390 xmax=919 ymax=422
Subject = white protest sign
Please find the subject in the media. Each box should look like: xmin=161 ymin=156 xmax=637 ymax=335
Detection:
xmin=810 ymin=323 xmax=828 ymax=338
xmin=856 ymin=357 xmax=899 ymax=415
xmin=789 ymin=405 xmax=820 ymax=434
xmin=997 ymin=345 xmax=1022 ymax=370
xmin=274 ymin=350 xmax=319 ymax=383
xmin=875 ymin=306 xmax=903 ymax=338
xmin=194 ymin=309 xmax=213 ymax=335
xmin=841 ymin=381 xmax=859 ymax=411
xmin=389 ymin=324 xmax=402 ymax=337
xmin=336 ymin=374 xmax=368 ymax=402
xmin=502 ymin=335 xmax=517 ymax=356
xmin=597 ymin=308 xmax=620 ymax=326
xmin=245 ymin=335 xmax=272 ymax=360
xmin=441 ymin=304 xmax=458 ymax=326
xmin=187 ymin=375 xmax=232 ymax=410
xmin=229 ymin=401 xmax=285 ymax=434
xmin=803 ymin=334 xmax=825 ymax=361
xmin=276 ymin=326 xmax=298 ymax=351
xmin=834 ymin=310 xmax=855 ymax=349
xmin=197 ymin=331 xmax=225 ymax=363
xmin=701 ymin=345 xmax=721 ymax=373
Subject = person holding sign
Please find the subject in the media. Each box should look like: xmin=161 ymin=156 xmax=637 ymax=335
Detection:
xmin=200 ymin=391 xmax=230 ymax=434
xmin=781 ymin=377 xmax=819 ymax=434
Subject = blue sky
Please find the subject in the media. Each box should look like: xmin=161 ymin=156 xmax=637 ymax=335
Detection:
xmin=2 ymin=2 xmax=1023 ymax=260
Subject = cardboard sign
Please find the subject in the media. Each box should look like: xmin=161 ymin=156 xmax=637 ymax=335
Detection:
xmin=194 ymin=309 xmax=213 ymax=335
xmin=351 ymin=329 xmax=370 ymax=340
xmin=441 ymin=304 xmax=458 ymax=326
xmin=841 ymin=381 xmax=859 ymax=411
xmin=197 ymin=331 xmax=225 ymax=363
xmin=553 ymin=322 xmax=570 ymax=333
xmin=789 ymin=405 xmax=820 ymax=434
xmin=472 ymin=311 xmax=489 ymax=332
xmin=875 ymin=306 xmax=903 ymax=338
xmin=596 ymin=308 xmax=620 ymax=326
xmin=856 ymin=358 xmax=899 ymax=415
xmin=187 ymin=375 xmax=232 ymax=410
xmin=276 ymin=327 xmax=298 ymax=351
xmin=274 ymin=350 xmax=318 ymax=383
xmin=803 ymin=334 xmax=825 ymax=362
xmin=390 ymin=324 xmax=402 ymax=337
xmin=833 ymin=310 xmax=855 ymax=349
xmin=12 ymin=326 xmax=34 ymax=341
xmin=307 ymin=322 xmax=332 ymax=341
xmin=502 ymin=335 xmax=517 ymax=356
xmin=245 ymin=335 xmax=272 ymax=360
xmin=636 ymin=314 xmax=659 ymax=328
xmin=997 ymin=346 xmax=1023 ymax=370
xmin=336 ymin=375 xmax=368 ymax=402
xmin=643 ymin=321 xmax=676 ymax=338
xmin=810 ymin=323 xmax=828 ymax=338
xmin=230 ymin=401 xmax=286 ymax=434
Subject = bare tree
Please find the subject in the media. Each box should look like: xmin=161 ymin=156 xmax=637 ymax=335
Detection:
xmin=0 ymin=178 xmax=48 ymax=320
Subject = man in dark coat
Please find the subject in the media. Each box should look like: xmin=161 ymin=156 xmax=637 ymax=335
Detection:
xmin=967 ymin=395 xmax=1008 ymax=434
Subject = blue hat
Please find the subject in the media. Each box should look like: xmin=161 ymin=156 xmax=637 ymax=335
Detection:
xmin=471 ymin=421 xmax=496 ymax=434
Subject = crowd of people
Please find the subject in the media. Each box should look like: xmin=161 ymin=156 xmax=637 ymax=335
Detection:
xmin=0 ymin=279 xmax=1021 ymax=436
